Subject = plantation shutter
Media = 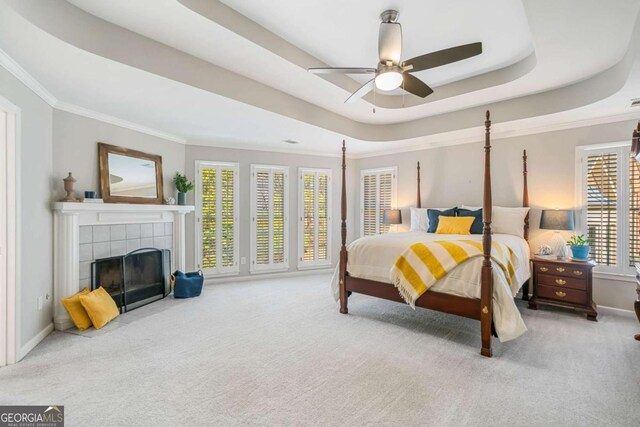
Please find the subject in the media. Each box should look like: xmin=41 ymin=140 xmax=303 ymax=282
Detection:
xmin=200 ymin=167 xmax=217 ymax=269
xmin=361 ymin=167 xmax=397 ymax=236
xmin=220 ymin=169 xmax=236 ymax=268
xmin=196 ymin=161 xmax=239 ymax=275
xmin=586 ymin=152 xmax=617 ymax=266
xmin=251 ymin=165 xmax=289 ymax=272
xmin=362 ymin=174 xmax=378 ymax=236
xmin=298 ymin=168 xmax=332 ymax=268
xmin=378 ymin=172 xmax=393 ymax=234
xmin=629 ymin=154 xmax=640 ymax=266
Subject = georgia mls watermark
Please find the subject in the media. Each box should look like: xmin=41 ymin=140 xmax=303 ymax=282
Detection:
xmin=0 ymin=406 xmax=64 ymax=427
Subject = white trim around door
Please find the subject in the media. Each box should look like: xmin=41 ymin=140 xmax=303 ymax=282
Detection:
xmin=0 ymin=95 xmax=19 ymax=366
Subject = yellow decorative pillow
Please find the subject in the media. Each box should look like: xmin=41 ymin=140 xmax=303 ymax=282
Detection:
xmin=61 ymin=288 xmax=92 ymax=331
xmin=79 ymin=287 xmax=119 ymax=329
xmin=435 ymin=216 xmax=475 ymax=235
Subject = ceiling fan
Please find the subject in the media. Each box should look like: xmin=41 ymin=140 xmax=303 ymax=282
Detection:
xmin=308 ymin=10 xmax=483 ymax=104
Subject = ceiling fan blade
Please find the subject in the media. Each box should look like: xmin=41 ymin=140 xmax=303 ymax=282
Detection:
xmin=308 ymin=67 xmax=376 ymax=75
xmin=403 ymin=42 xmax=482 ymax=73
xmin=378 ymin=22 xmax=402 ymax=64
xmin=402 ymin=74 xmax=434 ymax=98
xmin=345 ymin=79 xmax=375 ymax=104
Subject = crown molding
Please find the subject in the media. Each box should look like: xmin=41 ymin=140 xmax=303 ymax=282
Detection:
xmin=0 ymin=47 xmax=186 ymax=144
xmin=0 ymin=47 xmax=57 ymax=106
xmin=1 ymin=46 xmax=638 ymax=158
xmin=186 ymin=139 xmax=344 ymax=158
xmin=54 ymin=102 xmax=186 ymax=144
xmin=349 ymin=110 xmax=640 ymax=159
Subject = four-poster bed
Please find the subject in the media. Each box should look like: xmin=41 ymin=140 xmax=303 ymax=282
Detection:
xmin=337 ymin=111 xmax=530 ymax=357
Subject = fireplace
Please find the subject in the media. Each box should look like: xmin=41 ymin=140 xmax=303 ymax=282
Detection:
xmin=91 ymin=248 xmax=171 ymax=312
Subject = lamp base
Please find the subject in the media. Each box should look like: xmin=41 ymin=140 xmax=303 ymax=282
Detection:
xmin=549 ymin=232 xmax=568 ymax=259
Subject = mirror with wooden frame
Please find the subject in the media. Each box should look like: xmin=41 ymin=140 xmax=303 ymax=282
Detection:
xmin=98 ymin=143 xmax=164 ymax=204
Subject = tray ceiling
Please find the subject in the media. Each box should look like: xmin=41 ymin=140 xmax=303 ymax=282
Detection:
xmin=0 ymin=0 xmax=638 ymax=155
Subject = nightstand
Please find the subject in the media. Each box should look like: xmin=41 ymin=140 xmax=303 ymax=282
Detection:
xmin=635 ymin=263 xmax=640 ymax=340
xmin=528 ymin=257 xmax=598 ymax=321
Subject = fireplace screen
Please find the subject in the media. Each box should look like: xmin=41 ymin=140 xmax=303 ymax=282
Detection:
xmin=91 ymin=248 xmax=170 ymax=312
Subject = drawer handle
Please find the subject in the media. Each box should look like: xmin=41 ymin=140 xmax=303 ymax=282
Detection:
xmin=573 ymin=270 xmax=583 ymax=276
xmin=556 ymin=267 xmax=565 ymax=272
xmin=540 ymin=267 xmax=549 ymax=272
xmin=555 ymin=279 xmax=567 ymax=285
xmin=555 ymin=291 xmax=567 ymax=298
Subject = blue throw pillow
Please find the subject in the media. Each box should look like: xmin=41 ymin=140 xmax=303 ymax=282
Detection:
xmin=457 ymin=208 xmax=483 ymax=234
xmin=427 ymin=208 xmax=457 ymax=233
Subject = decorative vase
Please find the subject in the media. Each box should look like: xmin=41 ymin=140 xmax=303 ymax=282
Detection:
xmin=61 ymin=172 xmax=78 ymax=202
xmin=177 ymin=192 xmax=187 ymax=206
xmin=570 ymin=245 xmax=590 ymax=260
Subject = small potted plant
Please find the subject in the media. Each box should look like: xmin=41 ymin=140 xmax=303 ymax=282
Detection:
xmin=173 ymin=173 xmax=194 ymax=206
xmin=566 ymin=234 xmax=590 ymax=261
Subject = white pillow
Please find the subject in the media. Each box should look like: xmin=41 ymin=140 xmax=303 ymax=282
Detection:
xmin=410 ymin=208 xmax=429 ymax=232
xmin=410 ymin=207 xmax=454 ymax=232
xmin=461 ymin=205 xmax=530 ymax=238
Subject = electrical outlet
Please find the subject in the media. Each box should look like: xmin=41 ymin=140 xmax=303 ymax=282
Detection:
xmin=241 ymin=257 xmax=246 ymax=265
xmin=37 ymin=296 xmax=43 ymax=310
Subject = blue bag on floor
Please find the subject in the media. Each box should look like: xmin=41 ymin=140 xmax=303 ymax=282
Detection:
xmin=171 ymin=270 xmax=204 ymax=298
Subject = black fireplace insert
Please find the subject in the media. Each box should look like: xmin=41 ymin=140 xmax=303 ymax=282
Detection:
xmin=91 ymin=248 xmax=171 ymax=312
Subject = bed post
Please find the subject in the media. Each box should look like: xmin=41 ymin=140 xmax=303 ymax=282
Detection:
xmin=522 ymin=149 xmax=530 ymax=301
xmin=339 ymin=140 xmax=348 ymax=314
xmin=481 ymin=111 xmax=493 ymax=358
xmin=416 ymin=161 xmax=422 ymax=208
xmin=523 ymin=150 xmax=529 ymax=241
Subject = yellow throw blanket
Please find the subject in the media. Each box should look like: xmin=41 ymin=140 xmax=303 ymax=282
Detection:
xmin=389 ymin=240 xmax=518 ymax=308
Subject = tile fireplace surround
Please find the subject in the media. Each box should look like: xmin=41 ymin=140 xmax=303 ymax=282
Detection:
xmin=51 ymin=202 xmax=194 ymax=330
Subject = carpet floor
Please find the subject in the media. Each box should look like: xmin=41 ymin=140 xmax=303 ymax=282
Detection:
xmin=1 ymin=273 xmax=638 ymax=426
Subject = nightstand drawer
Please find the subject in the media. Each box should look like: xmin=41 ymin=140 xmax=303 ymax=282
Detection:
xmin=537 ymin=274 xmax=587 ymax=291
xmin=535 ymin=263 xmax=589 ymax=279
xmin=538 ymin=284 xmax=587 ymax=305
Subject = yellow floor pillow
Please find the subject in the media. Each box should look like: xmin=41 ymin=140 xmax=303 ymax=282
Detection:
xmin=435 ymin=216 xmax=475 ymax=235
xmin=61 ymin=288 xmax=92 ymax=331
xmin=79 ymin=287 xmax=120 ymax=329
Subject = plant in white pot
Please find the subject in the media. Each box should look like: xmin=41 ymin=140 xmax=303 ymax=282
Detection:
xmin=566 ymin=234 xmax=590 ymax=260
xmin=173 ymin=173 xmax=194 ymax=206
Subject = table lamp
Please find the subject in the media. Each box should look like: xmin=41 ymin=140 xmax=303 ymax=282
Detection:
xmin=540 ymin=209 xmax=575 ymax=259
xmin=383 ymin=209 xmax=402 ymax=230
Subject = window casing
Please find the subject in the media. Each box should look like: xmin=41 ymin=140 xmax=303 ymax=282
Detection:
xmin=577 ymin=144 xmax=639 ymax=276
xmin=195 ymin=161 xmax=239 ymax=275
xmin=360 ymin=167 xmax=397 ymax=237
xmin=298 ymin=168 xmax=332 ymax=269
xmin=251 ymin=165 xmax=289 ymax=272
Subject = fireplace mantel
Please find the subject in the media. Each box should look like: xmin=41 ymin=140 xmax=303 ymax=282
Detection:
xmin=51 ymin=202 xmax=194 ymax=330
xmin=52 ymin=202 xmax=195 ymax=213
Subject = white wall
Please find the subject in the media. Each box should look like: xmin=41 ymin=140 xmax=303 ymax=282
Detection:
xmin=184 ymin=143 xmax=357 ymax=275
xmin=0 ymin=65 xmax=53 ymax=356
xmin=52 ymin=110 xmax=185 ymax=201
xmin=353 ymin=119 xmax=639 ymax=311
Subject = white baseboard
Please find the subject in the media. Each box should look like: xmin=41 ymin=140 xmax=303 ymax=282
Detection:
xmin=17 ymin=323 xmax=53 ymax=362
xmin=598 ymin=305 xmax=635 ymax=317
xmin=205 ymin=268 xmax=334 ymax=285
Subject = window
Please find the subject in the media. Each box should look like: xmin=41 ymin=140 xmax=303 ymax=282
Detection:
xmin=195 ymin=161 xmax=239 ymax=275
xmin=578 ymin=144 xmax=639 ymax=275
xmin=251 ymin=165 xmax=289 ymax=272
xmin=360 ymin=167 xmax=397 ymax=236
xmin=298 ymin=168 xmax=332 ymax=268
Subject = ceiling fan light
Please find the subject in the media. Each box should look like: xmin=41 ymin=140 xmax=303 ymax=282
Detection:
xmin=375 ymin=70 xmax=403 ymax=91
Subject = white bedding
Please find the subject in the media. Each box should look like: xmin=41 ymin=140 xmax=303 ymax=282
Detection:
xmin=331 ymin=231 xmax=530 ymax=342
